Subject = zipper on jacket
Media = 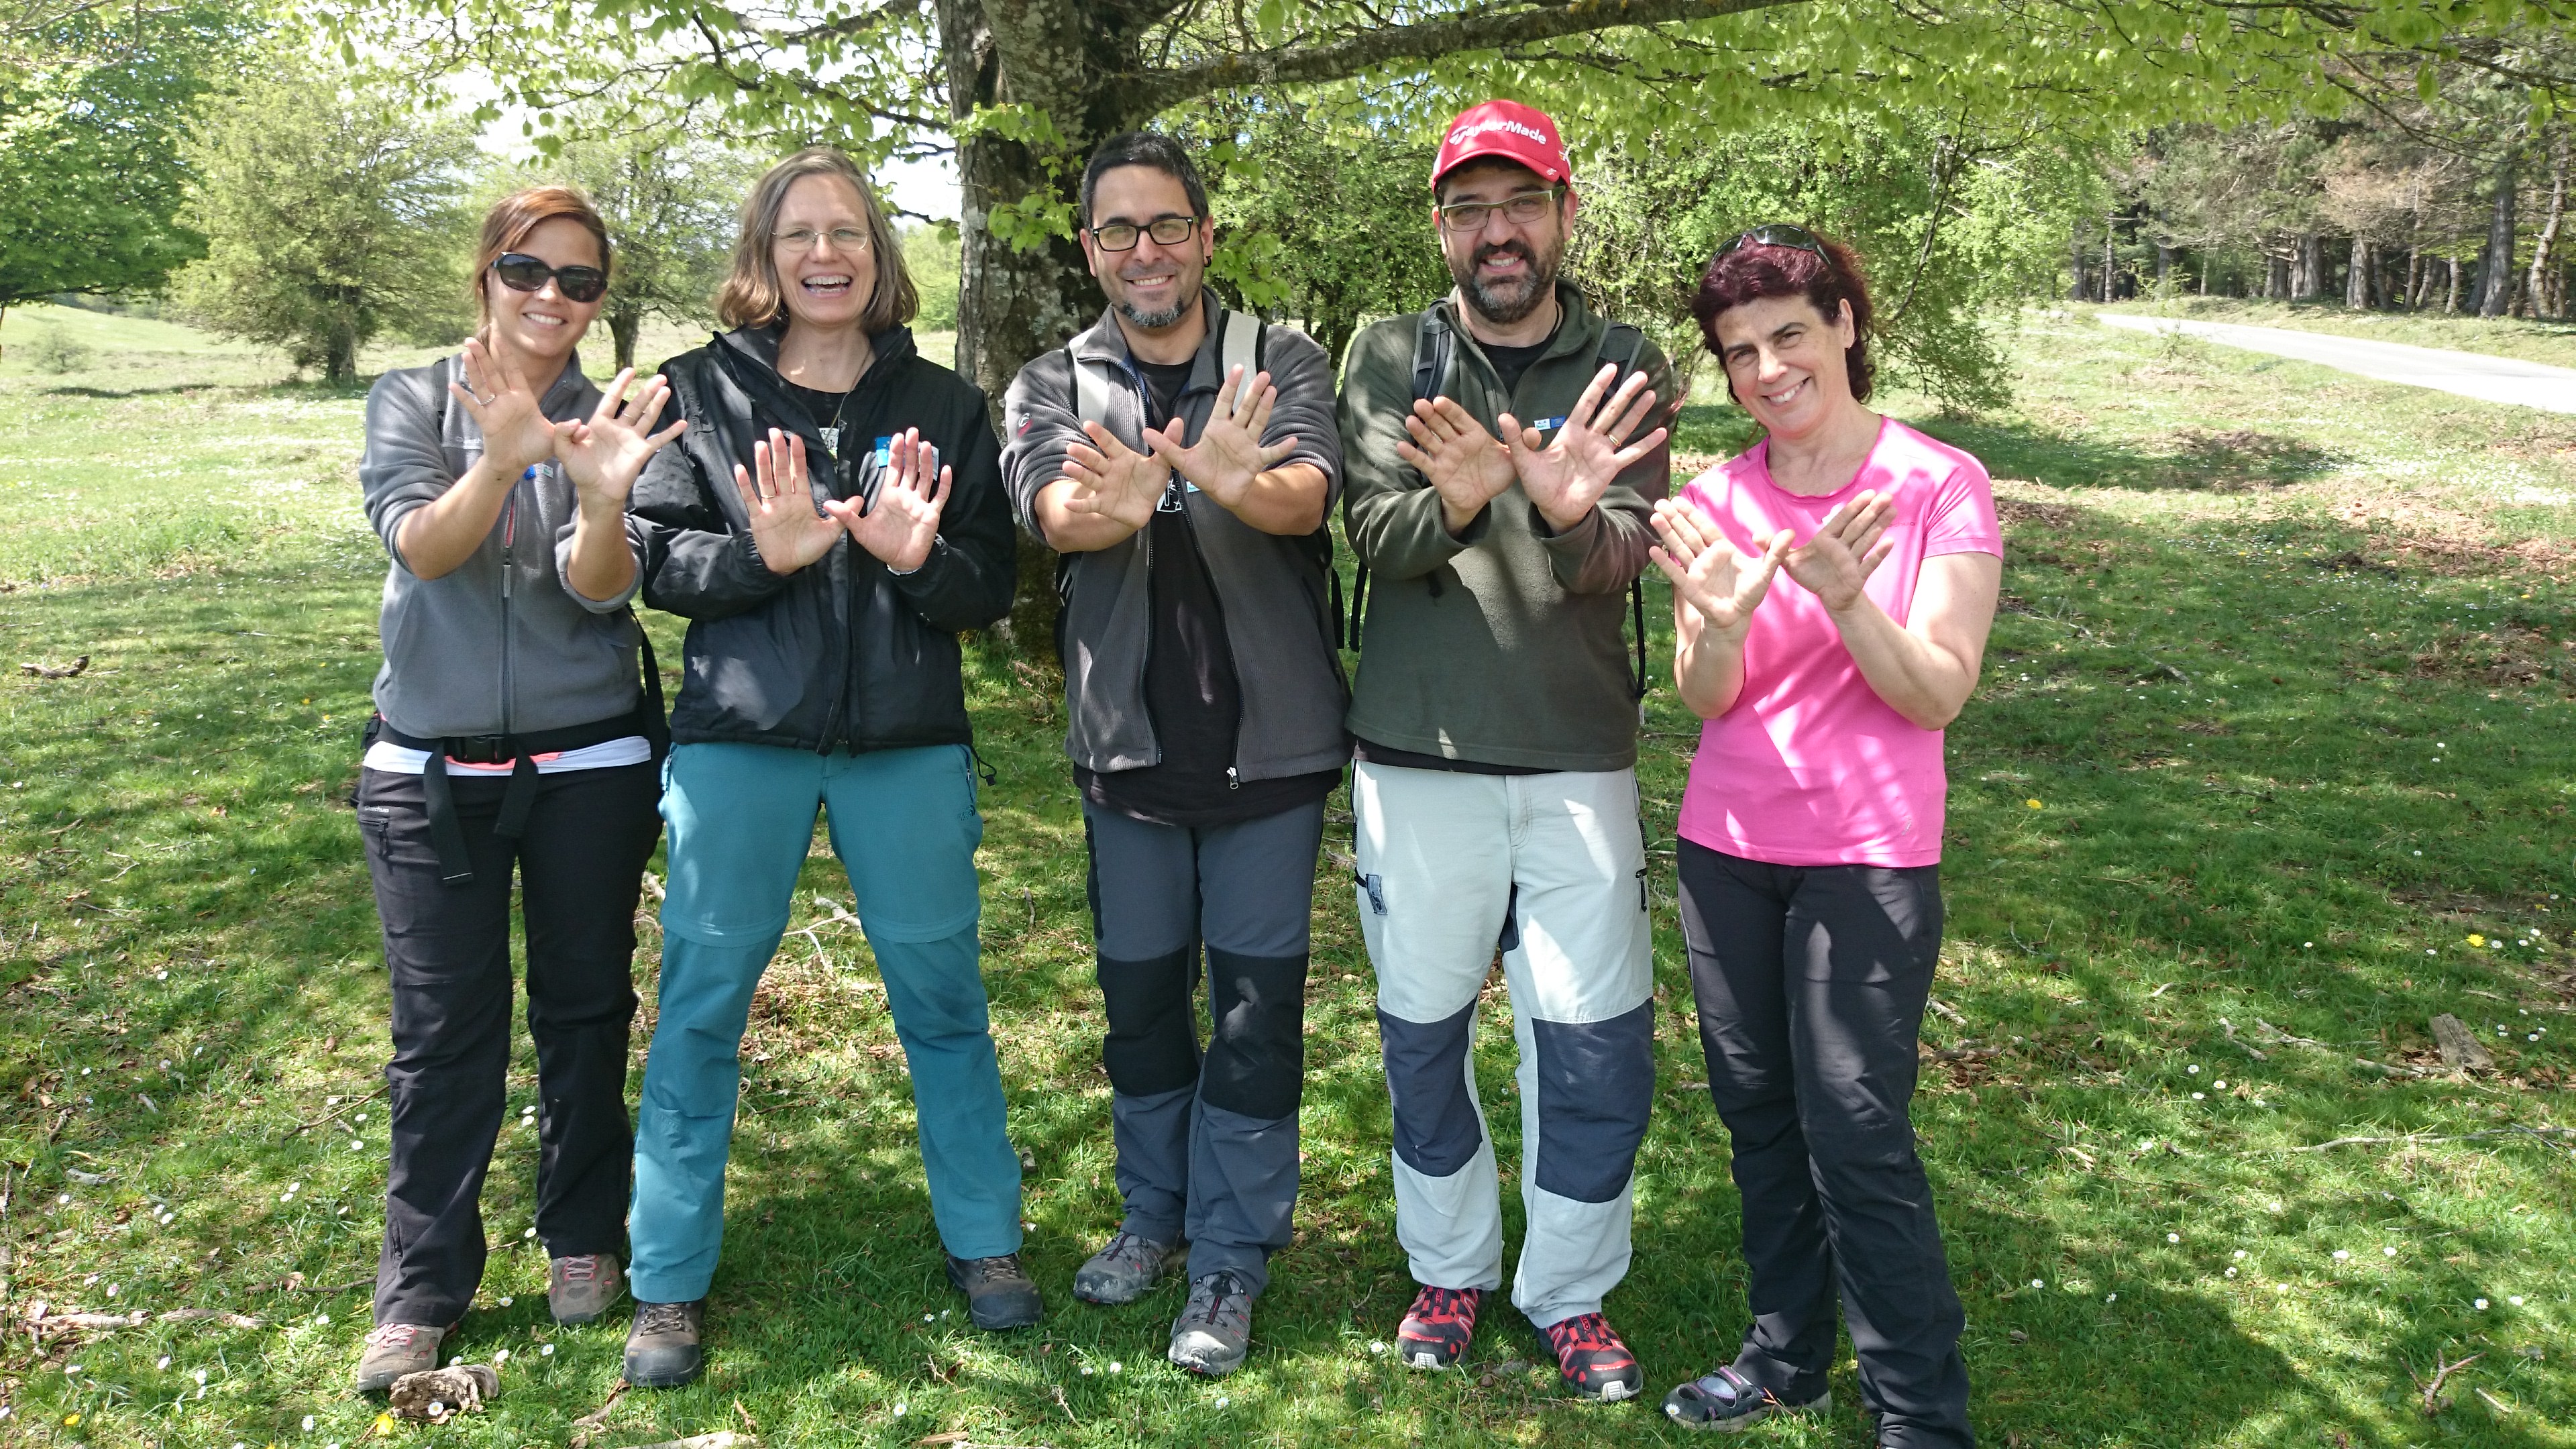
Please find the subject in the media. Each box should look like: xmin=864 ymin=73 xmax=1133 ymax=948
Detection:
xmin=501 ymin=473 xmax=522 ymax=733
xmin=820 ymin=351 xmax=894 ymax=755
xmin=1171 ymin=480 xmax=1246 ymax=791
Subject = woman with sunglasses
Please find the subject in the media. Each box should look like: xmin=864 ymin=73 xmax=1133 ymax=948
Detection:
xmin=1648 ymin=227 xmax=1997 ymax=1448
xmin=618 ymin=147 xmax=1026 ymax=1389
xmin=352 ymin=186 xmax=686 ymax=1391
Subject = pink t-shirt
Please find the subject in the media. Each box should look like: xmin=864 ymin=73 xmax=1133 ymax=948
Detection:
xmin=1674 ymin=418 xmax=2002 ymax=867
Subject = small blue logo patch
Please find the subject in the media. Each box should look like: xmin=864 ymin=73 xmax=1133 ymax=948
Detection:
xmin=871 ymin=435 xmax=895 ymax=467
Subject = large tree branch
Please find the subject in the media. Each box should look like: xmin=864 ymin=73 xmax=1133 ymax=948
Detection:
xmin=1132 ymin=0 xmax=1812 ymax=111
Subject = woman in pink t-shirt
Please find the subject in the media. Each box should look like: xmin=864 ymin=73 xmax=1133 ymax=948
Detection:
xmin=1648 ymin=227 xmax=1999 ymax=1447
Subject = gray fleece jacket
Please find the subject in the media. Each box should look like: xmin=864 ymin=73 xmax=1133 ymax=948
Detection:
xmin=1000 ymin=294 xmax=1349 ymax=783
xmin=358 ymin=351 xmax=650 ymax=739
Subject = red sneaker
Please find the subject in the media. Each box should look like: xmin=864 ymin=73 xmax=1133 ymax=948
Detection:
xmin=1540 ymin=1311 xmax=1642 ymax=1402
xmin=1396 ymin=1285 xmax=1484 ymax=1371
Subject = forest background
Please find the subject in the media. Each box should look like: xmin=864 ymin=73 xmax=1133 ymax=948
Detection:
xmin=6 ymin=0 xmax=2576 ymax=1444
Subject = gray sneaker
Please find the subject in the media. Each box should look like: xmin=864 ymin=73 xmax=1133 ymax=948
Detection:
xmin=549 ymin=1253 xmax=624 ymax=1326
xmin=623 ymin=1298 xmax=706 ymax=1388
xmin=354 ymin=1322 xmax=445 ymax=1393
xmin=1073 ymin=1231 xmax=1177 ymax=1305
xmin=1167 ymin=1271 xmax=1254 ymax=1377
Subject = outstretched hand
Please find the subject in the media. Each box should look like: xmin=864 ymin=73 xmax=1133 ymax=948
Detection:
xmin=1504 ymin=363 xmax=1667 ymax=533
xmin=731 ymin=429 xmax=845 ymax=576
xmin=824 ymin=429 xmax=951 ymax=573
xmin=1650 ymin=498 xmax=1790 ymax=637
xmin=1057 ymin=419 xmax=1169 ymax=535
xmin=555 ymin=369 xmax=685 ymax=511
xmin=1395 ymin=395 xmax=1515 ymax=535
xmin=1780 ymin=488 xmax=1896 ymax=612
xmin=447 ymin=337 xmax=555 ymax=478
xmin=1144 ymin=365 xmax=1299 ymax=511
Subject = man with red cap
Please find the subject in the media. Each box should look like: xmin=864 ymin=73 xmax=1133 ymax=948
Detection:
xmin=1336 ymin=99 xmax=1676 ymax=1403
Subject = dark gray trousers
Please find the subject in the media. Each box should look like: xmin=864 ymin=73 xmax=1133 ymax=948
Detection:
xmin=1678 ymin=840 xmax=1973 ymax=1449
xmin=1081 ymin=799 xmax=1324 ymax=1296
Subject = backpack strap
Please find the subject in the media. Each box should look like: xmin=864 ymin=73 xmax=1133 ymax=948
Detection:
xmin=1073 ymin=343 xmax=1114 ymax=431
xmin=1219 ymin=309 xmax=1260 ymax=410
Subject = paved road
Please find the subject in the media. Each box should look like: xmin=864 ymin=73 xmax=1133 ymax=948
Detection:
xmin=2095 ymin=312 xmax=2576 ymax=416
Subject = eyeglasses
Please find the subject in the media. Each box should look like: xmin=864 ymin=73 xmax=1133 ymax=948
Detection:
xmin=1089 ymin=215 xmax=1199 ymax=252
xmin=1435 ymin=187 xmax=1564 ymax=233
xmin=490 ymin=253 xmax=607 ymax=303
xmin=1717 ymin=223 xmax=1829 ymax=262
xmin=776 ymin=226 xmax=871 ymax=254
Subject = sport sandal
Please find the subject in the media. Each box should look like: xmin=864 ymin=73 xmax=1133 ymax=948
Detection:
xmin=1662 ymin=1364 xmax=1831 ymax=1430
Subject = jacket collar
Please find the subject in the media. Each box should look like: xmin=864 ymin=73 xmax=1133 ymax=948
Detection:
xmin=714 ymin=320 xmax=919 ymax=386
xmin=1436 ymin=279 xmax=1599 ymax=362
xmin=1070 ymin=288 xmax=1231 ymax=395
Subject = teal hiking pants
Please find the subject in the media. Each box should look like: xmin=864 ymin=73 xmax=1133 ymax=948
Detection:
xmin=628 ymin=741 xmax=1023 ymax=1303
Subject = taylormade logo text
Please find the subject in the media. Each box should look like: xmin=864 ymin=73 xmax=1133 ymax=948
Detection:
xmin=1446 ymin=117 xmax=1550 ymax=150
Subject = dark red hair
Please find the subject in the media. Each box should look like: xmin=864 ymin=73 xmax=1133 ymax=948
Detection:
xmin=1690 ymin=229 xmax=1876 ymax=404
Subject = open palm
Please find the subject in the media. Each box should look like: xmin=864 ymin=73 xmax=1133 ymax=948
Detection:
xmin=555 ymin=369 xmax=685 ymax=510
xmin=1146 ymin=366 xmax=1298 ymax=511
xmin=1650 ymin=497 xmax=1789 ymax=637
xmin=733 ymin=429 xmax=845 ymax=576
xmin=1059 ymin=421 xmax=1168 ymax=534
xmin=447 ymin=338 xmax=555 ymax=477
xmin=1505 ymin=363 xmax=1665 ymax=532
xmin=824 ymin=428 xmax=951 ymax=573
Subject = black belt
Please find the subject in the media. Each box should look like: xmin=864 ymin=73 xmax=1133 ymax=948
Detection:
xmin=374 ymin=633 xmax=668 ymax=886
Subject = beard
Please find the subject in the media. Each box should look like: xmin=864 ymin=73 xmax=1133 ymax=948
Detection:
xmin=1110 ymin=264 xmax=1199 ymax=332
xmin=1450 ymin=235 xmax=1561 ymax=326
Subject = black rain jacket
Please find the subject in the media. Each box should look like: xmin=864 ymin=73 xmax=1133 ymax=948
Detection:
xmin=632 ymin=323 xmax=1015 ymax=753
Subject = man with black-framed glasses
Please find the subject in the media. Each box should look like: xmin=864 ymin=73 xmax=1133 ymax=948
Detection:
xmin=1001 ymin=130 xmax=1346 ymax=1379
xmin=1338 ymin=99 xmax=1677 ymax=1405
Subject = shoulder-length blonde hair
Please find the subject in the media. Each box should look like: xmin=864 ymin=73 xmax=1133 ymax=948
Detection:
xmin=717 ymin=148 xmax=916 ymax=333
xmin=472 ymin=186 xmax=611 ymax=335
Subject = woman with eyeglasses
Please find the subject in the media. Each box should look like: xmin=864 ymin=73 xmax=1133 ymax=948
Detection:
xmin=352 ymin=185 xmax=686 ymax=1392
xmin=1648 ymin=227 xmax=1997 ymax=1448
xmin=616 ymin=147 xmax=1028 ymax=1389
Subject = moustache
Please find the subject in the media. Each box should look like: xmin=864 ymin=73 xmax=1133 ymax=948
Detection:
xmin=1472 ymin=241 xmax=1534 ymax=269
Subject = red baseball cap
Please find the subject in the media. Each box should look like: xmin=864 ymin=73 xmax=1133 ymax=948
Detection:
xmin=1430 ymin=100 xmax=1570 ymax=190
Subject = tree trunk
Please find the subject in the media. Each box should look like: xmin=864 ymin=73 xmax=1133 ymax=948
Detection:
xmin=2294 ymin=234 xmax=2324 ymax=299
xmin=609 ymin=305 xmax=642 ymax=372
xmin=2406 ymin=248 xmax=2424 ymax=310
xmin=2445 ymin=256 xmax=2463 ymax=313
xmin=327 ymin=325 xmax=358 ymax=384
xmin=2100 ymin=211 xmax=2114 ymax=303
xmin=2069 ymin=219 xmax=2089 ymax=302
xmin=2345 ymin=237 xmax=2369 ymax=308
xmin=2478 ymin=148 xmax=2518 ymax=317
xmin=2155 ymin=237 xmax=2172 ymax=290
xmin=2266 ymin=248 xmax=2290 ymax=299
xmin=2524 ymin=131 xmax=2567 ymax=323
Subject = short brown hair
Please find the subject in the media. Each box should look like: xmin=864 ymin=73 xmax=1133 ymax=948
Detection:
xmin=472 ymin=186 xmax=611 ymax=333
xmin=718 ymin=148 xmax=916 ymax=333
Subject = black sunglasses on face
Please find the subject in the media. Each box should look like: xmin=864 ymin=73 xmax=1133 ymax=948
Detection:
xmin=1717 ymin=223 xmax=1829 ymax=262
xmin=491 ymin=252 xmax=608 ymax=303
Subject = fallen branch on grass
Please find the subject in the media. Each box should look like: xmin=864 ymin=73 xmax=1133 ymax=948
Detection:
xmin=157 ymin=1307 xmax=263 ymax=1328
xmin=2280 ymin=1126 xmax=2573 ymax=1153
xmin=19 ymin=656 xmax=89 ymax=679
xmin=2428 ymin=1014 xmax=2494 ymax=1073
xmin=2217 ymin=1018 xmax=2267 ymax=1061
xmin=568 ymin=1377 xmax=630 ymax=1449
xmin=2416 ymin=1350 xmax=2481 ymax=1415
xmin=284 ymin=1083 xmax=384 ymax=1141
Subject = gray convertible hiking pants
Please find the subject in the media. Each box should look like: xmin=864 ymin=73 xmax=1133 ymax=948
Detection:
xmin=1678 ymin=839 xmax=1972 ymax=1449
xmin=1081 ymin=799 xmax=1326 ymax=1297
xmin=1351 ymin=762 xmax=1655 ymax=1329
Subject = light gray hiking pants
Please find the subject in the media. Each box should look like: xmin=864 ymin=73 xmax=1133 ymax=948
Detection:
xmin=1351 ymin=762 xmax=1655 ymax=1329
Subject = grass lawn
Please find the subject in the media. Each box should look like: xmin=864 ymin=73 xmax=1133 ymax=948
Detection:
xmin=0 ymin=309 xmax=2571 ymax=1447
xmin=2096 ymin=294 xmax=2576 ymax=372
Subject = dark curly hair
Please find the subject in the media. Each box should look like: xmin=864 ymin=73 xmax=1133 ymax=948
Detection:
xmin=1689 ymin=228 xmax=1876 ymax=405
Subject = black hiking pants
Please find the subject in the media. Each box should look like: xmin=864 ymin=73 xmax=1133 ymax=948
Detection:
xmin=358 ymin=761 xmax=661 ymax=1328
xmin=1678 ymin=840 xmax=1973 ymax=1449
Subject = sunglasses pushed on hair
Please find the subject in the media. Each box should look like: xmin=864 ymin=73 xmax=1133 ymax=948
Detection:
xmin=1717 ymin=224 xmax=1829 ymax=262
xmin=490 ymin=252 xmax=608 ymax=304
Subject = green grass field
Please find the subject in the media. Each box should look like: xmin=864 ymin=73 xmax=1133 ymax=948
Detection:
xmin=1 ymin=307 xmax=2571 ymax=1448
xmin=2097 ymin=294 xmax=2576 ymax=372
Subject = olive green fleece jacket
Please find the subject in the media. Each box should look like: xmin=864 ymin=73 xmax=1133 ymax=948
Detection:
xmin=1338 ymin=283 xmax=1675 ymax=771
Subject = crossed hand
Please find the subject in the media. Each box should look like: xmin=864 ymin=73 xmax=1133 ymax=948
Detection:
xmin=1398 ymin=362 xmax=1665 ymax=534
xmin=444 ymin=340 xmax=686 ymax=507
xmin=734 ymin=428 xmax=952 ymax=576
xmin=1058 ymin=365 xmax=1301 ymax=531
xmin=1650 ymin=488 xmax=1898 ymax=635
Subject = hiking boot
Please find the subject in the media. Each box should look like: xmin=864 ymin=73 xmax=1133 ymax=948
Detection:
xmin=549 ymin=1253 xmax=624 ymax=1326
xmin=1167 ymin=1271 xmax=1254 ymax=1377
xmin=354 ymin=1322 xmax=445 ymax=1393
xmin=947 ymin=1253 xmax=1042 ymax=1330
xmin=1397 ymin=1285 xmax=1484 ymax=1371
xmin=1072 ymin=1231 xmax=1177 ymax=1306
xmin=1662 ymin=1363 xmax=1831 ymax=1430
xmin=623 ymin=1299 xmax=706 ymax=1389
xmin=1540 ymin=1311 xmax=1643 ymax=1402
